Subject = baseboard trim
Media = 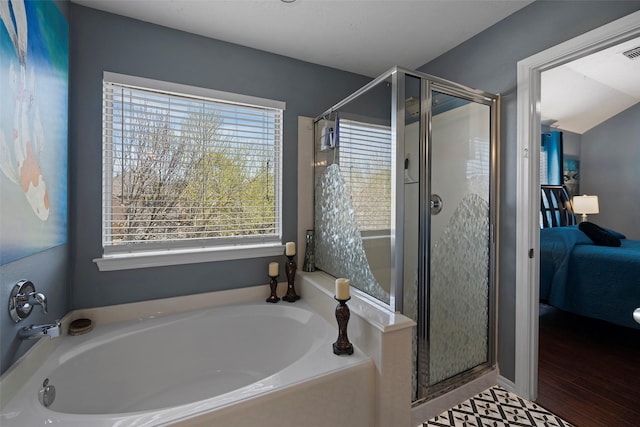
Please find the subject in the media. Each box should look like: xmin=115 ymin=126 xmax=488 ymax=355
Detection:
xmin=497 ymin=375 xmax=516 ymax=394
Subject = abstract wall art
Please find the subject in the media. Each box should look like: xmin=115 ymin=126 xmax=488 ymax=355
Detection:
xmin=0 ymin=0 xmax=68 ymax=264
xmin=563 ymin=157 xmax=580 ymax=198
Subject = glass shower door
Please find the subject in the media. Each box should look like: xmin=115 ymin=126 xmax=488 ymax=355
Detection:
xmin=418 ymin=88 xmax=494 ymax=397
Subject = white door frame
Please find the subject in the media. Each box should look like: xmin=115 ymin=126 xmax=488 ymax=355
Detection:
xmin=514 ymin=10 xmax=640 ymax=401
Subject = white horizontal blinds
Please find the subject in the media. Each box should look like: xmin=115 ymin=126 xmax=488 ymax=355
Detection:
xmin=540 ymin=148 xmax=549 ymax=185
xmin=339 ymin=119 xmax=392 ymax=231
xmin=102 ymin=78 xmax=282 ymax=251
xmin=466 ymin=137 xmax=490 ymax=180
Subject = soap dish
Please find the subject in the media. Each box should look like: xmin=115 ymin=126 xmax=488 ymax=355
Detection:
xmin=68 ymin=318 xmax=93 ymax=336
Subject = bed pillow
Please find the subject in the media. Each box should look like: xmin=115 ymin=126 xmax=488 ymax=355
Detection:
xmin=578 ymin=222 xmax=621 ymax=247
xmin=604 ymin=227 xmax=626 ymax=240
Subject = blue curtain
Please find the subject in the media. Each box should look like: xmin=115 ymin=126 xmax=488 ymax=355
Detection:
xmin=542 ymin=131 xmax=563 ymax=185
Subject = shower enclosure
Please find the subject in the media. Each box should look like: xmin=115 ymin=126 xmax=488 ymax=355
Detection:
xmin=313 ymin=67 xmax=499 ymax=403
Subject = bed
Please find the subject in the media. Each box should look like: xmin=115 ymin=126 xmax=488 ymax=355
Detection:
xmin=539 ymin=185 xmax=640 ymax=330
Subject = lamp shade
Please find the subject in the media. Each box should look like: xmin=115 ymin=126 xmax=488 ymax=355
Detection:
xmin=572 ymin=195 xmax=599 ymax=214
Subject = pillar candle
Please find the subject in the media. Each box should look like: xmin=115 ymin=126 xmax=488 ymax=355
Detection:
xmin=335 ymin=278 xmax=350 ymax=300
xmin=269 ymin=262 xmax=279 ymax=277
xmin=285 ymin=242 xmax=296 ymax=256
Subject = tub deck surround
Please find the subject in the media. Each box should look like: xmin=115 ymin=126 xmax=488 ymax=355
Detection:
xmin=298 ymin=271 xmax=416 ymax=427
xmin=0 ymin=285 xmax=374 ymax=427
xmin=298 ymin=271 xmax=415 ymax=334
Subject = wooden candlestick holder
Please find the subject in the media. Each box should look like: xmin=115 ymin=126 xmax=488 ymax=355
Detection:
xmin=266 ymin=275 xmax=280 ymax=303
xmin=282 ymin=255 xmax=300 ymax=302
xmin=333 ymin=297 xmax=354 ymax=355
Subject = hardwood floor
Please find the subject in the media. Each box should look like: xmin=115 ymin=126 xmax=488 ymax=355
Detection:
xmin=536 ymin=304 xmax=640 ymax=427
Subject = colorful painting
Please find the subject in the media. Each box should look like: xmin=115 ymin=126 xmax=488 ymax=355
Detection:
xmin=563 ymin=157 xmax=580 ymax=198
xmin=0 ymin=0 xmax=68 ymax=264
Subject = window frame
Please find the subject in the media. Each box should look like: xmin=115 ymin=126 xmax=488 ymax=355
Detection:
xmin=94 ymin=72 xmax=285 ymax=271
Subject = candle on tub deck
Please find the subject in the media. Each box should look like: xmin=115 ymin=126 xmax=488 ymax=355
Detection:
xmin=269 ymin=262 xmax=279 ymax=277
xmin=335 ymin=278 xmax=350 ymax=300
xmin=285 ymin=242 xmax=296 ymax=256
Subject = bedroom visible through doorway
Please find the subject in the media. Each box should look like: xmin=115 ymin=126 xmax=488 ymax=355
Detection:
xmin=534 ymin=32 xmax=640 ymax=426
xmin=514 ymin=10 xmax=640 ymax=402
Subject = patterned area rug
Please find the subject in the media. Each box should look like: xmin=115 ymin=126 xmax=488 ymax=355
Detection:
xmin=423 ymin=386 xmax=573 ymax=427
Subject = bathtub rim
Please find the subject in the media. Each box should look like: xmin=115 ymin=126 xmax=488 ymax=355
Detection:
xmin=2 ymin=303 xmax=372 ymax=427
xmin=0 ymin=282 xmax=288 ymax=410
xmin=39 ymin=302 xmax=336 ymax=416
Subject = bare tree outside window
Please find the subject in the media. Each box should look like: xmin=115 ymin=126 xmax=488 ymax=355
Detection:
xmin=103 ymin=80 xmax=281 ymax=251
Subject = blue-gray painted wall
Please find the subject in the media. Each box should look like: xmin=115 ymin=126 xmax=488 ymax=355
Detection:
xmin=1 ymin=246 xmax=69 ymax=375
xmin=581 ymin=103 xmax=640 ymax=239
xmin=68 ymin=4 xmax=371 ymax=311
xmin=561 ymin=129 xmax=581 ymax=160
xmin=418 ymin=0 xmax=640 ymax=381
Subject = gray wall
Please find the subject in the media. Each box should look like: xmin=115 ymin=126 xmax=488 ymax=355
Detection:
xmin=68 ymin=4 xmax=371 ymax=309
xmin=561 ymin=129 xmax=582 ymax=159
xmin=581 ymin=103 xmax=640 ymax=239
xmin=1 ymin=1 xmax=69 ymax=376
xmin=1 ymin=247 xmax=69 ymax=374
xmin=417 ymin=1 xmax=640 ymax=381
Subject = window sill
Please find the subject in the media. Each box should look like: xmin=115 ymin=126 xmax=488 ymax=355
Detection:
xmin=93 ymin=243 xmax=285 ymax=271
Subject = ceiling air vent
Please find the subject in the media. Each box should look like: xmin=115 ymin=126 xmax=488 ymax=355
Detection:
xmin=622 ymin=46 xmax=640 ymax=60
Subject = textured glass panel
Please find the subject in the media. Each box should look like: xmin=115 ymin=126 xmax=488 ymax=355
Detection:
xmin=428 ymin=96 xmax=491 ymax=387
xmin=315 ymin=164 xmax=390 ymax=303
xmin=313 ymin=77 xmax=392 ymax=305
xmin=428 ymin=194 xmax=489 ymax=384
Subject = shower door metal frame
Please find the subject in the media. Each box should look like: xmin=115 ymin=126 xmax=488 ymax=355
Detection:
xmin=410 ymin=71 xmax=500 ymax=403
xmin=391 ymin=70 xmax=405 ymax=312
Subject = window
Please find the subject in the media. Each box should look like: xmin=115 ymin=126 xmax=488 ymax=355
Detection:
xmin=540 ymin=148 xmax=549 ymax=185
xmin=338 ymin=119 xmax=392 ymax=232
xmin=96 ymin=72 xmax=285 ymax=271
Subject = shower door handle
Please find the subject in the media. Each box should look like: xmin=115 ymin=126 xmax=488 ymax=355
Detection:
xmin=430 ymin=194 xmax=443 ymax=215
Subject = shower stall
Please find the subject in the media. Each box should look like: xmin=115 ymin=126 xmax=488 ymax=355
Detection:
xmin=313 ymin=67 xmax=499 ymax=403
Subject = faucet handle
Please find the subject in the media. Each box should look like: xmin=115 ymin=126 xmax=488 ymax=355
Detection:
xmin=29 ymin=292 xmax=48 ymax=314
xmin=9 ymin=280 xmax=48 ymax=322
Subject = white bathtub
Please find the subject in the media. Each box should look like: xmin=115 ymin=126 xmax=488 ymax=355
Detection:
xmin=0 ymin=300 xmax=373 ymax=426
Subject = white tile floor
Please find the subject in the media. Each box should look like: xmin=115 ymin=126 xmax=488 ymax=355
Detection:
xmin=423 ymin=386 xmax=573 ymax=427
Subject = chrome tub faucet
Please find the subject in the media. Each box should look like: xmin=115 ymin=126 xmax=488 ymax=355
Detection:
xmin=8 ymin=279 xmax=61 ymax=340
xmin=18 ymin=321 xmax=62 ymax=340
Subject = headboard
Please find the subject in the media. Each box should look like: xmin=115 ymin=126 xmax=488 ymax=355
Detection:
xmin=540 ymin=185 xmax=577 ymax=228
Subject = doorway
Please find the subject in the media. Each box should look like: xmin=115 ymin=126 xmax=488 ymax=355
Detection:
xmin=514 ymin=10 xmax=640 ymax=401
